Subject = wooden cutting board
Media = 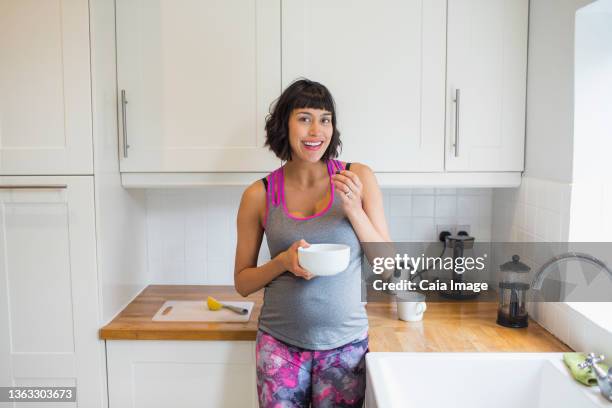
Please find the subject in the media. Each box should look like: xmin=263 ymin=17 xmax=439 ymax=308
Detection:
xmin=152 ymin=300 xmax=254 ymax=323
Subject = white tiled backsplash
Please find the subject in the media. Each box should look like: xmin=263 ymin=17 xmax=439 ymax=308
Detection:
xmin=145 ymin=187 xmax=493 ymax=285
xmin=493 ymin=176 xmax=612 ymax=357
xmin=492 ymin=176 xmax=571 ymax=242
xmin=146 ymin=187 xmax=243 ymax=285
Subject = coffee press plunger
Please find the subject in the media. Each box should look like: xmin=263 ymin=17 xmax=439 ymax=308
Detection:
xmin=439 ymin=232 xmax=480 ymax=300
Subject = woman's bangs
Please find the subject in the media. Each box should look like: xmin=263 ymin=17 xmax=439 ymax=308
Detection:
xmin=291 ymin=91 xmax=334 ymax=114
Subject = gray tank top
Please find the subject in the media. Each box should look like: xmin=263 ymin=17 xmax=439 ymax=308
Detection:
xmin=257 ymin=159 xmax=368 ymax=350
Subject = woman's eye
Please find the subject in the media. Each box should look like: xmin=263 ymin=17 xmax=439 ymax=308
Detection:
xmin=322 ymin=118 xmax=331 ymax=124
xmin=299 ymin=117 xmax=310 ymax=122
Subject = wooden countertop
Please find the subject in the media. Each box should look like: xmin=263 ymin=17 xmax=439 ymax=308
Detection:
xmin=99 ymin=285 xmax=571 ymax=352
xmin=99 ymin=285 xmax=261 ymax=341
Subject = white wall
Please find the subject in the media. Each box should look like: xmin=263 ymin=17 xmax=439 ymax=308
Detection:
xmin=524 ymin=0 xmax=597 ymax=183
xmin=90 ymin=0 xmax=148 ymax=325
xmin=565 ymin=0 xmax=612 ymax=342
xmin=145 ymin=187 xmax=493 ymax=285
xmin=570 ymin=2 xmax=612 ymax=241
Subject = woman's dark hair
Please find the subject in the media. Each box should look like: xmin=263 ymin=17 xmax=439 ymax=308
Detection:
xmin=265 ymin=78 xmax=341 ymax=161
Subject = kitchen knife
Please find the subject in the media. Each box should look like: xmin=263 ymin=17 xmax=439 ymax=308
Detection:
xmin=222 ymin=304 xmax=248 ymax=315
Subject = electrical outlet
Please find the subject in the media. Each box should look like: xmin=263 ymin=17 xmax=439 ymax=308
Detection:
xmin=436 ymin=224 xmax=455 ymax=240
xmin=457 ymin=224 xmax=471 ymax=236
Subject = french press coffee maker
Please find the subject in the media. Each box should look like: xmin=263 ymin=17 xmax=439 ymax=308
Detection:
xmin=497 ymin=255 xmax=530 ymax=328
xmin=439 ymin=232 xmax=479 ymax=300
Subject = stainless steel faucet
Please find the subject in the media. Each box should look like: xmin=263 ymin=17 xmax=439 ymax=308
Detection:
xmin=531 ymin=253 xmax=612 ymax=401
xmin=531 ymin=252 xmax=612 ymax=291
xmin=578 ymin=353 xmax=612 ymax=401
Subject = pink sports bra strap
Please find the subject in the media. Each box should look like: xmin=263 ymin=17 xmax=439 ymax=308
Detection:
xmin=272 ymin=168 xmax=281 ymax=206
xmin=267 ymin=162 xmax=337 ymax=208
xmin=278 ymin=166 xmax=286 ymax=208
xmin=331 ymin=159 xmax=345 ymax=172
xmin=262 ymin=168 xmax=281 ymax=230
xmin=266 ymin=173 xmax=274 ymax=206
xmin=265 ymin=170 xmax=281 ymax=207
xmin=326 ymin=159 xmax=334 ymax=176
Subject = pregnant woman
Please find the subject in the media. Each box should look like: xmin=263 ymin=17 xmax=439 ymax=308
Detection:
xmin=234 ymin=79 xmax=391 ymax=407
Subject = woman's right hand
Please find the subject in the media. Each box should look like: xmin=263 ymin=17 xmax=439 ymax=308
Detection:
xmin=277 ymin=239 xmax=314 ymax=280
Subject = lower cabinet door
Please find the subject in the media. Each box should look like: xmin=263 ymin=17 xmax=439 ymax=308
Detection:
xmin=0 ymin=176 xmax=105 ymax=407
xmin=106 ymin=340 xmax=258 ymax=408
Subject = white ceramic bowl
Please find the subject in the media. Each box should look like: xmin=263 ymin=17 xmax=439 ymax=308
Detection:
xmin=297 ymin=244 xmax=351 ymax=276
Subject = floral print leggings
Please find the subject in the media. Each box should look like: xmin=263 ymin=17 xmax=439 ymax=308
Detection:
xmin=255 ymin=330 xmax=369 ymax=408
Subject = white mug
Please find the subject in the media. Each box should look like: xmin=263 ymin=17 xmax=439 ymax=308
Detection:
xmin=396 ymin=292 xmax=427 ymax=322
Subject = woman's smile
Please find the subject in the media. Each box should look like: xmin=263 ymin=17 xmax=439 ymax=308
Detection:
xmin=302 ymin=139 xmax=324 ymax=151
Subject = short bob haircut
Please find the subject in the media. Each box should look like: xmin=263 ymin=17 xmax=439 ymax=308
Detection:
xmin=265 ymin=78 xmax=341 ymax=161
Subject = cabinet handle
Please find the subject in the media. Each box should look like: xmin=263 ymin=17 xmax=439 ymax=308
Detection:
xmin=453 ymin=88 xmax=461 ymax=157
xmin=121 ymin=89 xmax=130 ymax=158
xmin=0 ymin=185 xmax=67 ymax=189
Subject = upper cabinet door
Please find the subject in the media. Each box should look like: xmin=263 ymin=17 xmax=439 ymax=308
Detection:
xmin=445 ymin=0 xmax=528 ymax=172
xmin=116 ymin=0 xmax=281 ymax=172
xmin=0 ymin=0 xmax=93 ymax=175
xmin=282 ymin=0 xmax=447 ymax=172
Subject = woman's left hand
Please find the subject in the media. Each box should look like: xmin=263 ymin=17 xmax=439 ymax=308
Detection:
xmin=332 ymin=170 xmax=364 ymax=217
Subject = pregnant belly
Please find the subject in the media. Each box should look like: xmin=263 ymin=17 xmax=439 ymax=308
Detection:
xmin=260 ymin=272 xmax=366 ymax=333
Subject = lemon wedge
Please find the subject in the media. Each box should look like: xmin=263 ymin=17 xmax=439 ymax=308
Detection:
xmin=207 ymin=296 xmax=223 ymax=311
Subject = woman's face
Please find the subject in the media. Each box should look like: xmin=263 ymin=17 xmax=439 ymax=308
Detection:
xmin=287 ymin=108 xmax=334 ymax=163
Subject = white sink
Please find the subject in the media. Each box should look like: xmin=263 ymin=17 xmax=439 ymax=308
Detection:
xmin=365 ymin=353 xmax=610 ymax=408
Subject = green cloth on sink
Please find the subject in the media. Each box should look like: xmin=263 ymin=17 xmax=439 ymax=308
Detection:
xmin=563 ymin=353 xmax=609 ymax=386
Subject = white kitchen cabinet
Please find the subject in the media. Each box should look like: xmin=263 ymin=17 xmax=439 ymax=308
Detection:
xmin=0 ymin=0 xmax=93 ymax=175
xmin=282 ymin=0 xmax=447 ymax=172
xmin=0 ymin=176 xmax=106 ymax=407
xmin=114 ymin=0 xmax=528 ymax=186
xmin=445 ymin=0 xmax=529 ymax=172
xmin=115 ymin=0 xmax=281 ymax=172
xmin=106 ymin=340 xmax=258 ymax=408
